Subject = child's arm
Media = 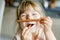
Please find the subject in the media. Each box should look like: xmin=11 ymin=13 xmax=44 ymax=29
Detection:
xmin=45 ymin=30 xmax=56 ymax=40
xmin=40 ymin=16 xmax=56 ymax=40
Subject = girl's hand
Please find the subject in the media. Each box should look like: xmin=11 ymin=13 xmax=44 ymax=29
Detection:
xmin=40 ymin=16 xmax=53 ymax=32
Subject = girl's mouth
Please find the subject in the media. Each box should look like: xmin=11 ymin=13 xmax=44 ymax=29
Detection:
xmin=27 ymin=24 xmax=34 ymax=27
xmin=24 ymin=22 xmax=36 ymax=28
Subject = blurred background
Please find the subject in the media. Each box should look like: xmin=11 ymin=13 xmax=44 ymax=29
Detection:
xmin=0 ymin=0 xmax=60 ymax=40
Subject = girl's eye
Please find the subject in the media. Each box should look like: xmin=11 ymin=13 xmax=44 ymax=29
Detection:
xmin=21 ymin=14 xmax=26 ymax=17
xmin=21 ymin=15 xmax=26 ymax=17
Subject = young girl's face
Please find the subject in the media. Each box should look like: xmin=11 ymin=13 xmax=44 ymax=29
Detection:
xmin=20 ymin=6 xmax=41 ymax=29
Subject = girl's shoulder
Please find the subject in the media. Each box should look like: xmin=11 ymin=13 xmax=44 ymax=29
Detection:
xmin=13 ymin=34 xmax=21 ymax=40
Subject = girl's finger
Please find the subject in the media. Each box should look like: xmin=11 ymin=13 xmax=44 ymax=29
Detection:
xmin=22 ymin=27 xmax=28 ymax=36
xmin=44 ymin=16 xmax=52 ymax=23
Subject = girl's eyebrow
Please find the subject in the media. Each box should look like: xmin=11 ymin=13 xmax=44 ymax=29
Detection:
xmin=21 ymin=13 xmax=26 ymax=15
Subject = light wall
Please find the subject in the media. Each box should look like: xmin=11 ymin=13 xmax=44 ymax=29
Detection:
xmin=0 ymin=0 xmax=5 ymax=35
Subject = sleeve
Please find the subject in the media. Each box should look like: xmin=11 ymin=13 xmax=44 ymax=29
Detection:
xmin=13 ymin=34 xmax=21 ymax=40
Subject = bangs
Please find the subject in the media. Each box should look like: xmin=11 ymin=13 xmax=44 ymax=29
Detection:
xmin=20 ymin=1 xmax=36 ymax=13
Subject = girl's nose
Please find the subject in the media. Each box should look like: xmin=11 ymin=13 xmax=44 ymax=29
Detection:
xmin=26 ymin=15 xmax=33 ymax=19
xmin=26 ymin=15 xmax=29 ymax=19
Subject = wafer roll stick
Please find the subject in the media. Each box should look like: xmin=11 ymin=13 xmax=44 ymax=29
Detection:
xmin=16 ymin=16 xmax=48 ymax=22
xmin=17 ymin=19 xmax=40 ymax=22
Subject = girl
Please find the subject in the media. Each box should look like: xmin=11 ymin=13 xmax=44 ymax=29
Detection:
xmin=13 ymin=0 xmax=56 ymax=40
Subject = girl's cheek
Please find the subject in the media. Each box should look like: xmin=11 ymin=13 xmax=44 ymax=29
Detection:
xmin=33 ymin=16 xmax=41 ymax=19
xmin=21 ymin=17 xmax=26 ymax=20
xmin=20 ymin=22 xmax=26 ymax=29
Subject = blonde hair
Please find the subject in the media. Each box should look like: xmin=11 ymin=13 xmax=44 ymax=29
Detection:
xmin=16 ymin=0 xmax=46 ymax=37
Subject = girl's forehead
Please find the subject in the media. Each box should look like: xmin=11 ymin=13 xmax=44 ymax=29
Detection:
xmin=25 ymin=10 xmax=34 ymax=13
xmin=22 ymin=10 xmax=38 ymax=15
xmin=22 ymin=9 xmax=35 ymax=14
